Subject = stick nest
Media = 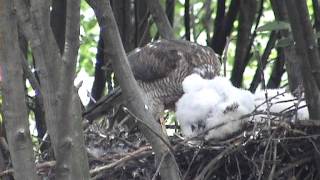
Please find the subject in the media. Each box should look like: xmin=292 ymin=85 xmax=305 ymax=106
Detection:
xmin=84 ymin=113 xmax=320 ymax=180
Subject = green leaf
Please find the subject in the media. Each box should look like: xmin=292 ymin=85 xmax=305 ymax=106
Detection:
xmin=276 ymin=37 xmax=294 ymax=48
xmin=315 ymin=31 xmax=320 ymax=39
xmin=257 ymin=21 xmax=290 ymax=32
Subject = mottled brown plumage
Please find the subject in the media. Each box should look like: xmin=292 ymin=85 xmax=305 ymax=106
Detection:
xmin=84 ymin=39 xmax=221 ymax=121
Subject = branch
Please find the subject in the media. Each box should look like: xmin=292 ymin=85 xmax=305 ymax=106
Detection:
xmin=90 ymin=146 xmax=152 ymax=175
xmin=230 ymin=0 xmax=260 ymax=87
xmin=249 ymin=31 xmax=278 ymax=92
xmin=54 ymin=0 xmax=90 ymax=178
xmin=85 ymin=0 xmax=181 ymax=179
xmin=146 ymin=0 xmax=175 ymax=39
xmin=285 ymin=0 xmax=320 ymax=119
xmin=0 ymin=1 xmax=39 ymax=179
xmin=184 ymin=0 xmax=190 ymax=40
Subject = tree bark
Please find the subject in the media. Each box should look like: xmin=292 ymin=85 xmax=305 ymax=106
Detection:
xmin=0 ymin=0 xmax=39 ymax=179
xmin=230 ymin=0 xmax=258 ymax=87
xmin=285 ymin=0 xmax=320 ymax=119
xmin=267 ymin=48 xmax=285 ymax=89
xmin=88 ymin=35 xmax=107 ymax=108
xmin=54 ymin=0 xmax=90 ymax=178
xmin=135 ymin=0 xmax=151 ymax=47
xmin=210 ymin=0 xmax=240 ymax=55
xmin=86 ymin=0 xmax=181 ymax=179
xmin=249 ymin=31 xmax=278 ymax=92
xmin=184 ymin=0 xmax=190 ymax=40
xmin=166 ymin=0 xmax=175 ymax=26
xmin=270 ymin=0 xmax=303 ymax=92
xmin=50 ymin=0 xmax=66 ymax=54
xmin=13 ymin=0 xmax=90 ymax=178
xmin=146 ymin=0 xmax=175 ymax=40
xmin=112 ymin=0 xmax=136 ymax=52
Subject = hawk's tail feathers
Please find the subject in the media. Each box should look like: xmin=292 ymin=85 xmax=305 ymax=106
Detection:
xmin=83 ymin=87 xmax=124 ymax=122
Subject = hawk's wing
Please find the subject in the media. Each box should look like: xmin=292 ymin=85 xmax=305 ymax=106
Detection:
xmin=128 ymin=40 xmax=182 ymax=81
xmin=128 ymin=39 xmax=220 ymax=81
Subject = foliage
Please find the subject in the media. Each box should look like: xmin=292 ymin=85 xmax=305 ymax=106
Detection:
xmin=79 ymin=1 xmax=100 ymax=76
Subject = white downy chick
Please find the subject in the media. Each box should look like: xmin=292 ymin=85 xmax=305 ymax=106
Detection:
xmin=176 ymin=88 xmax=222 ymax=138
xmin=176 ymin=74 xmax=255 ymax=140
xmin=204 ymin=77 xmax=255 ymax=139
xmin=182 ymin=73 xmax=208 ymax=93
xmin=253 ymin=89 xmax=309 ymax=121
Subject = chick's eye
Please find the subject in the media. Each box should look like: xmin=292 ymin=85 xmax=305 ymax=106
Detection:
xmin=191 ymin=124 xmax=196 ymax=131
xmin=197 ymin=120 xmax=206 ymax=130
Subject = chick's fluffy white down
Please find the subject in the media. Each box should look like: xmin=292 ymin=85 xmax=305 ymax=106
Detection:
xmin=176 ymin=74 xmax=309 ymax=141
xmin=176 ymin=74 xmax=255 ymax=140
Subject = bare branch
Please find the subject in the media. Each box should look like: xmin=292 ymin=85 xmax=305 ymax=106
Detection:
xmin=0 ymin=1 xmax=39 ymax=179
xmin=146 ymin=0 xmax=175 ymax=39
xmin=85 ymin=0 xmax=181 ymax=179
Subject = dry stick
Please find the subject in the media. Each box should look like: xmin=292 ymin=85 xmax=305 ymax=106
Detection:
xmin=183 ymin=145 xmax=203 ymax=179
xmin=257 ymin=132 xmax=273 ymax=180
xmin=151 ymin=152 xmax=167 ymax=180
xmin=268 ymin=141 xmax=277 ymax=180
xmin=123 ymin=107 xmax=175 ymax=154
xmin=235 ymin=155 xmax=241 ymax=179
xmin=90 ymin=146 xmax=152 ymax=175
xmin=0 ymin=161 xmax=56 ymax=177
xmin=274 ymin=156 xmax=312 ymax=178
xmin=308 ymin=137 xmax=320 ymax=156
xmin=222 ymin=36 xmax=231 ymax=77
xmin=194 ymin=141 xmax=243 ymax=180
xmin=253 ymin=45 xmax=272 ymax=130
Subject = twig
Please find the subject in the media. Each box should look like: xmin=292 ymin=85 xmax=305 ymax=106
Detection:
xmin=152 ymin=152 xmax=167 ymax=180
xmin=274 ymin=156 xmax=312 ymax=178
xmin=90 ymin=146 xmax=152 ymax=175
xmin=235 ymin=155 xmax=241 ymax=180
xmin=257 ymin=132 xmax=274 ymax=180
xmin=0 ymin=161 xmax=56 ymax=177
xmin=267 ymin=141 xmax=277 ymax=180
xmin=222 ymin=36 xmax=231 ymax=77
xmin=194 ymin=141 xmax=244 ymax=180
xmin=183 ymin=145 xmax=203 ymax=179
xmin=123 ymin=107 xmax=175 ymax=154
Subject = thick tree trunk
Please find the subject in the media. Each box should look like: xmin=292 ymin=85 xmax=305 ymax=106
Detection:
xmin=285 ymin=0 xmax=320 ymax=119
xmin=14 ymin=0 xmax=90 ymax=178
xmin=230 ymin=0 xmax=258 ymax=87
xmin=54 ymin=0 xmax=90 ymax=178
xmin=86 ymin=0 xmax=181 ymax=179
xmin=0 ymin=1 xmax=39 ymax=179
xmin=271 ymin=0 xmax=303 ymax=92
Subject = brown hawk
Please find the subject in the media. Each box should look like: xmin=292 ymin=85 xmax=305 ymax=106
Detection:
xmin=84 ymin=39 xmax=221 ymax=122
